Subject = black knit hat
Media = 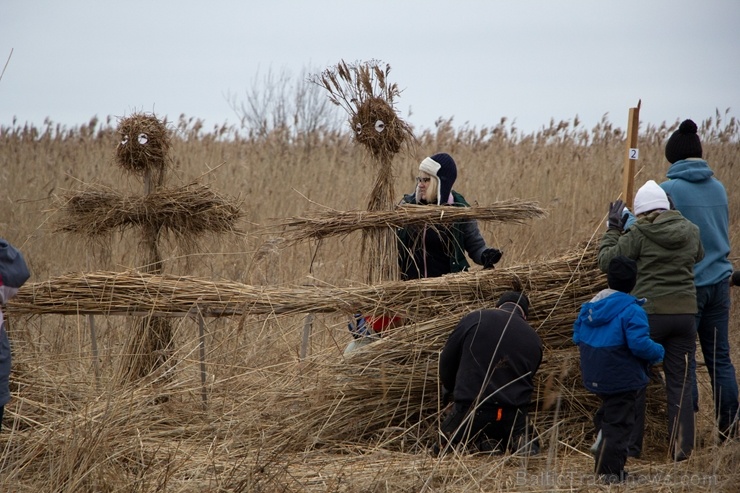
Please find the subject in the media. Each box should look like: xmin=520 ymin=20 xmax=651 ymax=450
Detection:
xmin=607 ymin=255 xmax=637 ymax=294
xmin=665 ymin=119 xmax=703 ymax=164
xmin=496 ymin=291 xmax=529 ymax=318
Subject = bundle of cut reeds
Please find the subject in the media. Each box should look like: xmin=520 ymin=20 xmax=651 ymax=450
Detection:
xmin=269 ymin=200 xmax=547 ymax=244
xmin=8 ymin=239 xmax=600 ymax=351
xmin=264 ymin=306 xmax=668 ymax=453
xmin=54 ymin=183 xmax=242 ymax=244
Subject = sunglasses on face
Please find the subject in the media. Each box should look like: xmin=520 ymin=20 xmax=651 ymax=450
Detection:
xmin=416 ymin=177 xmax=431 ymax=183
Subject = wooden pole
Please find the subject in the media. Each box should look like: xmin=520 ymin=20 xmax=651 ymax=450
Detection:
xmin=300 ymin=313 xmax=314 ymax=360
xmin=622 ymin=100 xmax=641 ymax=209
xmin=88 ymin=314 xmax=101 ymax=389
xmin=197 ymin=311 xmax=208 ymax=409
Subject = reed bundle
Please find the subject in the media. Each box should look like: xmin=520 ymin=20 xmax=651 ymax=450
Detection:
xmin=270 ymin=200 xmax=547 ymax=244
xmin=54 ymin=183 xmax=242 ymax=241
xmin=9 ymin=241 xmax=600 ymax=344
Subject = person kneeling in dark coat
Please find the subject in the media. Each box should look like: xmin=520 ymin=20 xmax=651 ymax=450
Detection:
xmin=438 ymin=291 xmax=542 ymax=455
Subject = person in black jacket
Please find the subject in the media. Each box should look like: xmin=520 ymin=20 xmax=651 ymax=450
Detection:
xmin=397 ymin=152 xmax=503 ymax=280
xmin=438 ymin=291 xmax=542 ymax=454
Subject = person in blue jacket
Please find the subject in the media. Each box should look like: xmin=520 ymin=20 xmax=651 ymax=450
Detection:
xmin=573 ymin=255 xmax=664 ymax=484
xmin=659 ymin=119 xmax=739 ymax=440
xmin=0 ymin=238 xmax=31 ymax=430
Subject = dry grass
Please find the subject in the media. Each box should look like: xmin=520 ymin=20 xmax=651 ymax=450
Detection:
xmin=0 ymin=111 xmax=739 ymax=491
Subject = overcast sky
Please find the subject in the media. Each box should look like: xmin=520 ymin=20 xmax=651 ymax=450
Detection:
xmin=1 ymin=1 xmax=738 ymax=135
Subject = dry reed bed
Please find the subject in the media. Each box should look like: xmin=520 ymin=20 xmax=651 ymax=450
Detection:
xmin=4 ymin=313 xmax=734 ymax=493
xmin=2 ymin=115 xmax=739 ymax=491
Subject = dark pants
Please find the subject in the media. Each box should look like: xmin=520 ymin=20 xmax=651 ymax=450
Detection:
xmin=692 ymin=281 xmax=739 ymax=435
xmin=631 ymin=313 xmax=695 ymax=460
xmin=440 ymin=402 xmax=529 ymax=453
xmin=594 ymin=390 xmax=638 ymax=476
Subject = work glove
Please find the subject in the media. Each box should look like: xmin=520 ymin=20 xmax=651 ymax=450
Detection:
xmin=481 ymin=248 xmax=503 ymax=269
xmin=607 ymin=200 xmax=627 ymax=231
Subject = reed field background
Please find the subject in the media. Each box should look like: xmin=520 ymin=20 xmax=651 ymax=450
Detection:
xmin=0 ymin=108 xmax=739 ymax=492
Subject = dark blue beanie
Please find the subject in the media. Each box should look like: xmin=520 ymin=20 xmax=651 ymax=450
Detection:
xmin=419 ymin=153 xmax=457 ymax=204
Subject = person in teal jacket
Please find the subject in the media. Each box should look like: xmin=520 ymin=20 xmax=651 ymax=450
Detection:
xmin=397 ymin=153 xmax=502 ymax=280
xmin=599 ymin=179 xmax=703 ymax=461
xmin=574 ymin=255 xmax=664 ymax=484
xmin=659 ymin=119 xmax=739 ymax=440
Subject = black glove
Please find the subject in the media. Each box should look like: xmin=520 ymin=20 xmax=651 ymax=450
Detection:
xmin=731 ymin=271 xmax=740 ymax=287
xmin=481 ymin=248 xmax=503 ymax=269
xmin=607 ymin=200 xmax=627 ymax=231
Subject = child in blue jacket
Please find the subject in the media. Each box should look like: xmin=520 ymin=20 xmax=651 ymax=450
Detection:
xmin=573 ymin=255 xmax=664 ymax=483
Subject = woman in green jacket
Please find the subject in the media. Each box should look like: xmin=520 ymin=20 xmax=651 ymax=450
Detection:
xmin=598 ymin=179 xmax=703 ymax=461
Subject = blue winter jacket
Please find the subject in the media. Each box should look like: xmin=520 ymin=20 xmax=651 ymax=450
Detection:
xmin=660 ymin=158 xmax=732 ymax=287
xmin=573 ymin=289 xmax=664 ymax=395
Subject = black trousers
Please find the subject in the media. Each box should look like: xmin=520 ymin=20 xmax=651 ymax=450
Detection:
xmin=594 ymin=390 xmax=638 ymax=476
xmin=440 ymin=402 xmax=528 ymax=452
xmin=630 ymin=313 xmax=695 ymax=460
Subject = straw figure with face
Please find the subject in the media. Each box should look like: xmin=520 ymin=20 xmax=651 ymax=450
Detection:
xmin=115 ymin=114 xmax=173 ymax=381
xmin=314 ymin=60 xmax=414 ymax=284
xmin=116 ymin=113 xmax=171 ymax=273
xmin=55 ymin=112 xmax=241 ymax=382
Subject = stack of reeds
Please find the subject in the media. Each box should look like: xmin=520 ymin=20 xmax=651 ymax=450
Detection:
xmin=12 ymin=238 xmax=675 ymax=453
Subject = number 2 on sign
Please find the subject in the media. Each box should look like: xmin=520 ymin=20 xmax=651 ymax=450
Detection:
xmin=629 ymin=148 xmax=639 ymax=160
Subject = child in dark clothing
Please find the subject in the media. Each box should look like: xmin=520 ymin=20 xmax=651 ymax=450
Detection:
xmin=573 ymin=256 xmax=664 ymax=483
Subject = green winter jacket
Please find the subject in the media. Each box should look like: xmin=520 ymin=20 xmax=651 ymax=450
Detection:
xmin=598 ymin=210 xmax=704 ymax=314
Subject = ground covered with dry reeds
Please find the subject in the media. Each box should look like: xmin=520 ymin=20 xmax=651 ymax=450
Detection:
xmin=1 ymin=112 xmax=739 ymax=492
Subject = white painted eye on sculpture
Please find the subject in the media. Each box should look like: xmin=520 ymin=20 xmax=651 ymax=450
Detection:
xmin=138 ymin=133 xmax=149 ymax=145
xmin=374 ymin=120 xmax=385 ymax=133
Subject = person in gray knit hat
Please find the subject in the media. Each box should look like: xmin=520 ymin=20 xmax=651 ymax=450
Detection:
xmin=660 ymin=119 xmax=739 ymax=441
xmin=397 ymin=152 xmax=503 ymax=280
